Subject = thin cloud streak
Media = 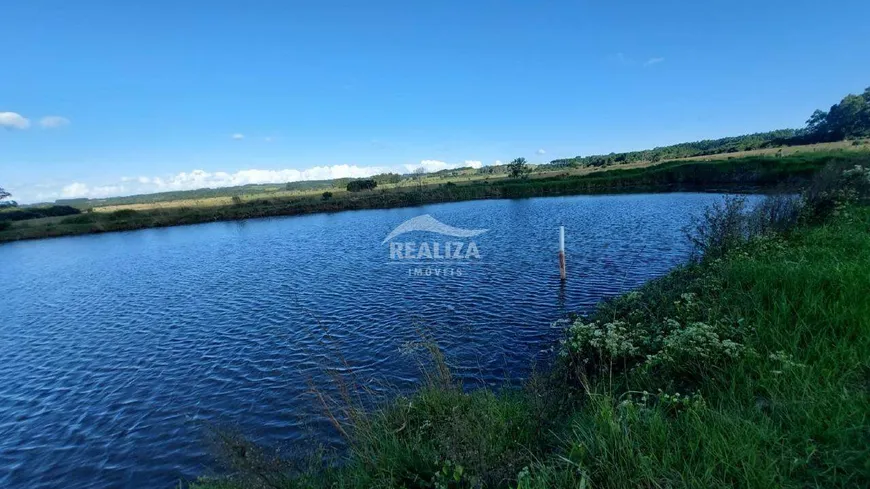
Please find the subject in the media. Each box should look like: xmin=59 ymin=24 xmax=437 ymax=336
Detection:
xmin=40 ymin=116 xmax=71 ymax=128
xmin=21 ymin=159 xmax=490 ymax=203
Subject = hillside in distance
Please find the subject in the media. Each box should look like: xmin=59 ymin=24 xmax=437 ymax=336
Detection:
xmin=40 ymin=84 xmax=870 ymax=209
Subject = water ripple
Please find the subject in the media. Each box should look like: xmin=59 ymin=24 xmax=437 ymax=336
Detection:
xmin=0 ymin=193 xmax=751 ymax=488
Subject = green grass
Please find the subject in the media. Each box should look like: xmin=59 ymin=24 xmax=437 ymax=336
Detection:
xmin=547 ymin=206 xmax=870 ymax=488
xmin=3 ymin=151 xmax=868 ymax=244
xmin=191 ymin=200 xmax=870 ymax=488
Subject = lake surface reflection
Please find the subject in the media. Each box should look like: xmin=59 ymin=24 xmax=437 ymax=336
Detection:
xmin=0 ymin=193 xmax=755 ymax=488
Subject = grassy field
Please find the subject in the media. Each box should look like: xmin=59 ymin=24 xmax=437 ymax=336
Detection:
xmin=84 ymin=140 xmax=870 ymax=214
xmin=671 ymin=138 xmax=870 ymax=161
xmin=191 ymin=169 xmax=870 ymax=488
xmin=81 ymin=161 xmax=658 ymax=214
xmin=2 ymin=150 xmax=868 ymax=244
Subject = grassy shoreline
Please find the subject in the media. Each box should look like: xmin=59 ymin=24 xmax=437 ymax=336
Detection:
xmin=193 ymin=166 xmax=870 ymax=488
xmin=2 ymin=151 xmax=866 ymax=244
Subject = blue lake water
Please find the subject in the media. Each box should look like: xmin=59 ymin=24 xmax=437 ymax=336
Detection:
xmin=0 ymin=193 xmax=751 ymax=488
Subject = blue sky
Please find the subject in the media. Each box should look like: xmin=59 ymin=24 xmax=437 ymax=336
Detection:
xmin=2 ymin=0 xmax=869 ymax=203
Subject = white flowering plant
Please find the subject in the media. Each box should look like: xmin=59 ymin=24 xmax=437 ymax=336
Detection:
xmin=561 ymin=262 xmax=753 ymax=387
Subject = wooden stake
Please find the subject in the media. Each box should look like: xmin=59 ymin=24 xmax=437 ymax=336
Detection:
xmin=559 ymin=226 xmax=566 ymax=281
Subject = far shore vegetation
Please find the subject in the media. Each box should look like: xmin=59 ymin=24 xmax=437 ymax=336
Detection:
xmin=2 ymin=86 xmax=870 ymax=243
xmin=191 ymin=146 xmax=870 ymax=489
xmin=1 ymin=149 xmax=868 ymax=243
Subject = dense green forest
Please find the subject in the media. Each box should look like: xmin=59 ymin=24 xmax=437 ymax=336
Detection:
xmin=547 ymin=86 xmax=870 ymax=169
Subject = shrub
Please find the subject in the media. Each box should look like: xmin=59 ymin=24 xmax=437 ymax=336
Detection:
xmin=842 ymin=164 xmax=870 ymax=201
xmin=346 ymin=179 xmax=377 ymax=192
xmin=563 ymin=319 xmax=647 ymax=373
xmin=109 ymin=209 xmax=138 ymax=220
xmin=803 ymin=161 xmax=870 ymax=221
xmin=321 ymin=191 xmax=333 ymax=201
xmin=560 ymin=260 xmax=757 ymax=388
xmin=684 ymin=196 xmax=748 ymax=259
xmin=0 ymin=221 xmax=11 ymax=231
xmin=0 ymin=205 xmax=81 ymax=222
xmin=61 ymin=214 xmax=97 ymax=225
xmin=748 ymin=193 xmax=803 ymax=236
xmin=645 ymin=320 xmax=748 ymax=376
xmin=686 ymin=193 xmax=806 ymax=260
xmin=231 ymin=195 xmax=243 ymax=205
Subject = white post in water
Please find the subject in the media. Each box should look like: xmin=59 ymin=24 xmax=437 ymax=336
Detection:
xmin=558 ymin=226 xmax=566 ymax=281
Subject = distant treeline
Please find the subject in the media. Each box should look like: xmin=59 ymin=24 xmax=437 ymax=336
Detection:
xmin=331 ymin=172 xmax=401 ymax=190
xmin=3 ymin=151 xmax=862 ymax=243
xmin=546 ymin=129 xmax=799 ymax=169
xmin=547 ymin=86 xmax=870 ymax=169
xmin=0 ymin=205 xmax=81 ymax=222
xmin=53 ymin=172 xmax=422 ymax=209
xmin=56 ymin=180 xmax=339 ymax=208
xmin=38 ymin=86 xmax=869 ymax=210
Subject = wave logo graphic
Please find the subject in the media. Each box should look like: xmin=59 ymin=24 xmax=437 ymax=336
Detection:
xmin=382 ymin=215 xmax=488 ymax=244
xmin=384 ymin=215 xmax=487 ymax=276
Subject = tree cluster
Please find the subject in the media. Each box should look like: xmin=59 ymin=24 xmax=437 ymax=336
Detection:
xmin=346 ymin=179 xmax=378 ymax=192
xmin=0 ymin=187 xmax=16 ymax=208
xmin=508 ymin=158 xmax=530 ymax=178
xmin=804 ymin=87 xmax=870 ymax=141
xmin=370 ymin=172 xmax=402 ymax=185
xmin=546 ymin=86 xmax=870 ymax=171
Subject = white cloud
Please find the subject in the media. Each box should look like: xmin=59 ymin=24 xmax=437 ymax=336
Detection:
xmin=644 ymin=57 xmax=665 ymax=66
xmin=494 ymin=160 xmax=503 ymax=166
xmin=147 ymin=160 xmax=482 ymax=192
xmin=0 ymin=112 xmax=30 ymax=130
xmin=536 ymin=149 xmax=546 ymax=155
xmin=136 ymin=165 xmax=391 ymax=193
xmin=403 ymin=159 xmax=482 ymax=173
xmin=91 ymin=185 xmax=126 ymax=197
xmin=61 ymin=182 xmax=90 ymax=198
xmin=231 ymin=133 xmax=245 ymax=140
xmin=29 ymin=159 xmax=486 ymax=203
xmin=60 ymin=182 xmax=130 ymax=199
xmin=40 ymin=115 xmax=70 ymax=128
xmin=404 ymin=160 xmax=447 ymax=173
